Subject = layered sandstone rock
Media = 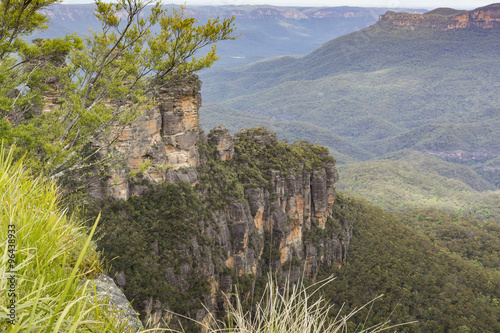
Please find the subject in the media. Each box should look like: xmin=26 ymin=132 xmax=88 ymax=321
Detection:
xmin=379 ymin=4 xmax=500 ymax=30
xmin=207 ymin=125 xmax=234 ymax=161
xmin=104 ymin=81 xmax=202 ymax=200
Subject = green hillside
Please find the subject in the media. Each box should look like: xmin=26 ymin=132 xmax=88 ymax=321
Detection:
xmin=317 ymin=194 xmax=500 ymax=332
xmin=336 ymin=151 xmax=500 ymax=219
xmin=201 ymin=27 xmax=500 ymax=146
xmin=200 ymin=16 xmax=500 ymax=216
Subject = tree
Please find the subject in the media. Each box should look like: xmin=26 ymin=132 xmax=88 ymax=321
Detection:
xmin=0 ymin=0 xmax=237 ymax=182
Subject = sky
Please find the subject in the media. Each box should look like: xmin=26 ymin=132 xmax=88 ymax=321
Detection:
xmin=60 ymin=0 xmax=496 ymax=10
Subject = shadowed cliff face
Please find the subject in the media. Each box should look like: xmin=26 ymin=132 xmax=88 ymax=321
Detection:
xmin=89 ymin=81 xmax=351 ymax=329
xmin=380 ymin=3 xmax=500 ymax=30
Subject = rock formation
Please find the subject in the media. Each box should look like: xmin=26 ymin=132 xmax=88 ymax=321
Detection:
xmin=139 ymin=127 xmax=350 ymax=328
xmin=380 ymin=3 xmax=500 ymax=30
xmin=103 ymin=80 xmax=203 ymax=200
xmin=87 ymin=275 xmax=143 ymax=333
xmin=90 ymin=78 xmax=352 ymax=329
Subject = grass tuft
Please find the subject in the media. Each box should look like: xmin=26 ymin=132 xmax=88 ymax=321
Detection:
xmin=203 ymin=274 xmax=415 ymax=333
xmin=0 ymin=145 xmax=144 ymax=332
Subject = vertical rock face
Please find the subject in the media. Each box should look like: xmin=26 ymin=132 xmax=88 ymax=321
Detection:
xmin=94 ymin=85 xmax=351 ymax=329
xmin=104 ymin=81 xmax=202 ymax=200
xmin=228 ymin=129 xmax=344 ymax=274
xmin=208 ymin=125 xmax=235 ymax=161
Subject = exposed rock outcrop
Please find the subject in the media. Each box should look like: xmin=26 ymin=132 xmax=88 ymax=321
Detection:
xmin=103 ymin=81 xmax=203 ymax=200
xmin=207 ymin=125 xmax=234 ymax=161
xmin=87 ymin=275 xmax=143 ymax=333
xmin=90 ymin=79 xmax=350 ymax=330
xmin=380 ymin=3 xmax=500 ymax=30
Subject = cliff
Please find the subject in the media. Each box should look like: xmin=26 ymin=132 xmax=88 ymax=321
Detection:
xmin=380 ymin=3 xmax=500 ymax=30
xmin=87 ymin=80 xmax=351 ymax=329
xmin=101 ymin=80 xmax=203 ymax=199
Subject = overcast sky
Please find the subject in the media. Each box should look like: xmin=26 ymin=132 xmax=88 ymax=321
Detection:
xmin=61 ymin=0 xmax=495 ymax=10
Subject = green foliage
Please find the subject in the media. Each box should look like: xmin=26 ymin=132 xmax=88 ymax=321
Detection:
xmin=88 ymin=182 xmax=209 ymax=308
xmin=197 ymin=140 xmax=245 ymax=209
xmin=317 ymin=193 xmax=500 ymax=332
xmin=398 ymin=209 xmax=500 ymax=271
xmin=0 ymin=0 xmax=59 ymax=61
xmin=336 ymin=151 xmax=500 ymax=220
xmin=0 ymin=0 xmax=237 ymax=189
xmin=232 ymin=127 xmax=334 ymax=189
xmin=0 ymin=145 xmax=137 ymax=332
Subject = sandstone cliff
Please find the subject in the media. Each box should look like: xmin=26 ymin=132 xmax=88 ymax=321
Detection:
xmin=380 ymin=3 xmax=500 ymax=30
xmin=102 ymin=81 xmax=202 ymax=199
xmin=88 ymin=80 xmax=352 ymax=329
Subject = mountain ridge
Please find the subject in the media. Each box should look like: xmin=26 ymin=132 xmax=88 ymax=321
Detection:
xmin=35 ymin=4 xmax=424 ymax=68
xmin=380 ymin=3 xmax=500 ymax=30
xmin=199 ymin=3 xmax=500 ymax=218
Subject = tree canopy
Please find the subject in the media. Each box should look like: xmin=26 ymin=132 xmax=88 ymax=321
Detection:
xmin=0 ymin=0 xmax=237 ymax=185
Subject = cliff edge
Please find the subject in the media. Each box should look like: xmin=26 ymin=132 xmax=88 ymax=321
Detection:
xmin=87 ymin=80 xmax=351 ymax=329
xmin=380 ymin=3 xmax=500 ymax=30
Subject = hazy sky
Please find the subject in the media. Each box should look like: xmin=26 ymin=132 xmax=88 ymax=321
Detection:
xmin=61 ymin=0 xmax=495 ymax=10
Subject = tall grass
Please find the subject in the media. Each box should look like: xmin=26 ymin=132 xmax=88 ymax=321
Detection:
xmin=0 ymin=146 xmax=138 ymax=332
xmin=205 ymin=274 xmax=415 ymax=333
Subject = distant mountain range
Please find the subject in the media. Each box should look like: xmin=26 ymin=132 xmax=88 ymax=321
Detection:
xmin=36 ymin=4 xmax=425 ymax=67
xmin=199 ymin=3 xmax=500 ymax=216
xmin=380 ymin=3 xmax=500 ymax=30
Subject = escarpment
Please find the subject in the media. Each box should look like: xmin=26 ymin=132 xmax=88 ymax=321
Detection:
xmin=88 ymin=79 xmax=352 ymax=329
xmin=380 ymin=3 xmax=500 ymax=30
